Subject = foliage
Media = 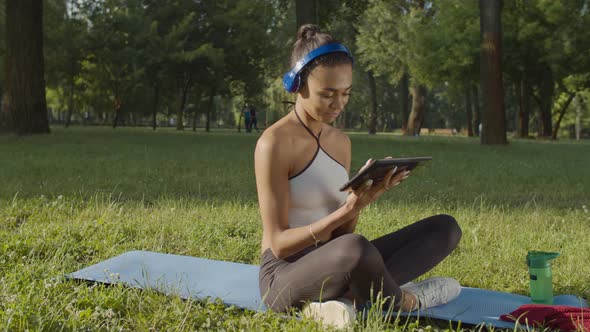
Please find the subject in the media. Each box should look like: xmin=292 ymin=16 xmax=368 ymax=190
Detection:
xmin=2 ymin=0 xmax=590 ymax=134
xmin=0 ymin=0 xmax=5 ymax=101
xmin=356 ymin=0 xmax=409 ymax=85
xmin=503 ymin=0 xmax=590 ymax=133
xmin=37 ymin=0 xmax=283 ymax=127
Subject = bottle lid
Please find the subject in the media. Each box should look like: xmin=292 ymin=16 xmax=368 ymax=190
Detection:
xmin=527 ymin=251 xmax=560 ymax=268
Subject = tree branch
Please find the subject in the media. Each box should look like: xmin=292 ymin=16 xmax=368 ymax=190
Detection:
xmin=551 ymin=92 xmax=576 ymax=140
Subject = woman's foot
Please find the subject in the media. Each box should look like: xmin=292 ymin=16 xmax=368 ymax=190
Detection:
xmin=400 ymin=277 xmax=461 ymax=310
xmin=302 ymin=298 xmax=357 ymax=329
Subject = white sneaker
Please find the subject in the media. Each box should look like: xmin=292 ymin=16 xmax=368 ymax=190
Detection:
xmin=302 ymin=298 xmax=357 ymax=329
xmin=400 ymin=277 xmax=461 ymax=310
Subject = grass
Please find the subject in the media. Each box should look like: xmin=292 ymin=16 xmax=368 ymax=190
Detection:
xmin=0 ymin=126 xmax=589 ymax=331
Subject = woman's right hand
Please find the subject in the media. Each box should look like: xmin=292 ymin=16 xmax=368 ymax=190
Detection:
xmin=345 ymin=158 xmax=410 ymax=213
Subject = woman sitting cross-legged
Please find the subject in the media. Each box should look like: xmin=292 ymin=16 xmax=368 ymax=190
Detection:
xmin=255 ymin=24 xmax=462 ymax=328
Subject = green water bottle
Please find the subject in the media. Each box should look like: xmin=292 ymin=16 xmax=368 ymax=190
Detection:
xmin=527 ymin=251 xmax=560 ymax=304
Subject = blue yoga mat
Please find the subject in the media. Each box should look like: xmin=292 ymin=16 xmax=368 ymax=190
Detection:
xmin=68 ymin=251 xmax=588 ymax=329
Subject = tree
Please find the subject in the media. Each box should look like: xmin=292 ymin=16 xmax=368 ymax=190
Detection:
xmin=479 ymin=0 xmax=507 ymax=144
xmin=140 ymin=0 xmax=221 ymax=131
xmin=296 ymin=0 xmax=317 ymax=27
xmin=0 ymin=0 xmax=5 ymax=118
xmin=324 ymin=0 xmax=383 ymax=134
xmin=503 ymin=0 xmax=590 ymax=139
xmin=409 ymin=0 xmax=480 ymax=136
xmin=366 ymin=71 xmax=378 ymax=134
xmin=357 ymin=0 xmax=432 ymax=136
xmin=45 ymin=0 xmax=87 ymax=127
xmin=219 ymin=0 xmax=280 ymax=131
xmin=502 ymin=0 xmax=537 ymax=138
xmin=80 ymin=0 xmax=144 ymax=128
xmin=138 ymin=17 xmax=168 ymax=130
xmin=1 ymin=0 xmax=49 ymax=134
xmin=464 ymin=82 xmax=474 ymax=136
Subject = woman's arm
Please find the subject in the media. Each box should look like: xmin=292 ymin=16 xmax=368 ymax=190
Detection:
xmin=255 ymin=133 xmax=359 ymax=259
xmin=332 ymin=134 xmax=358 ymax=237
xmin=331 ymin=214 xmax=359 ymax=237
xmin=331 ymin=136 xmax=411 ymax=237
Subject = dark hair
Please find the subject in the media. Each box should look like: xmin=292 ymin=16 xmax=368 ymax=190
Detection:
xmin=290 ymin=24 xmax=352 ymax=86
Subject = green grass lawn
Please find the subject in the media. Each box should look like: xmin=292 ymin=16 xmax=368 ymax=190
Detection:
xmin=1 ymin=126 xmax=589 ymax=331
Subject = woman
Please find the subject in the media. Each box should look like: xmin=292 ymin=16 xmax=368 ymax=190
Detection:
xmin=255 ymin=24 xmax=462 ymax=328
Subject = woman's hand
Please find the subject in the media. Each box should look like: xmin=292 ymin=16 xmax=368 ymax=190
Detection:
xmin=345 ymin=157 xmax=410 ymax=213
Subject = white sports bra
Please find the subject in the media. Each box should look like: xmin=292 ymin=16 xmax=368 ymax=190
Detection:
xmin=288 ymin=111 xmax=349 ymax=228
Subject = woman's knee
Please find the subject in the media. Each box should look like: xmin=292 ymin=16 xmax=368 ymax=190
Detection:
xmin=330 ymin=233 xmax=382 ymax=271
xmin=432 ymin=214 xmax=462 ymax=250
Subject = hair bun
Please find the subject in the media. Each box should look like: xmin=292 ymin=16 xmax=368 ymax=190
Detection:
xmin=297 ymin=24 xmax=321 ymax=41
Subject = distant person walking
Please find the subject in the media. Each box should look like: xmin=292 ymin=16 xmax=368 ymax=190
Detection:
xmin=244 ymin=105 xmax=252 ymax=132
xmin=249 ymin=105 xmax=259 ymax=132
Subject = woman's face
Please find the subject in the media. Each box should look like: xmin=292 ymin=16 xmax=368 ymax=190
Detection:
xmin=298 ymin=63 xmax=353 ymax=123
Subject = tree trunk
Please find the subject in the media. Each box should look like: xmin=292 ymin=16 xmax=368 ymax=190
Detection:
xmin=551 ymin=93 xmax=575 ymax=140
xmin=192 ymin=109 xmax=198 ymax=132
xmin=64 ymin=76 xmax=74 ymax=128
xmin=574 ymin=95 xmax=584 ymax=141
xmin=129 ymin=112 xmax=136 ymax=127
xmin=574 ymin=95 xmax=583 ymax=140
xmin=538 ymin=63 xmax=554 ymax=137
xmin=407 ymin=83 xmax=426 ymax=136
xmin=1 ymin=94 xmax=9 ymax=131
xmin=367 ymin=71 xmax=378 ymax=135
xmin=514 ymin=82 xmax=522 ymax=137
xmin=112 ymin=97 xmax=121 ymax=129
xmin=479 ymin=0 xmax=507 ymax=145
xmin=0 ymin=82 xmax=3 ymax=113
xmin=192 ymin=92 xmax=202 ymax=132
xmin=400 ymin=73 xmax=409 ymax=134
xmin=344 ymin=109 xmax=351 ymax=129
xmin=464 ymin=81 xmax=474 ymax=137
xmin=2 ymin=0 xmax=49 ymax=135
xmin=516 ymin=78 xmax=531 ymax=138
xmin=472 ymin=84 xmax=481 ymax=136
xmin=237 ymin=111 xmax=242 ymax=132
xmin=152 ymin=81 xmax=160 ymax=131
xmin=177 ymin=76 xmax=192 ymax=131
xmin=295 ymin=0 xmax=317 ymax=28
xmin=205 ymin=87 xmax=215 ymax=132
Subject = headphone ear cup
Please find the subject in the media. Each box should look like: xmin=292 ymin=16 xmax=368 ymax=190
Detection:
xmin=291 ymin=74 xmax=301 ymax=93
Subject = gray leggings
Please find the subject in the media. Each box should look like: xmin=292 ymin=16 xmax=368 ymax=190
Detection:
xmin=258 ymin=214 xmax=462 ymax=312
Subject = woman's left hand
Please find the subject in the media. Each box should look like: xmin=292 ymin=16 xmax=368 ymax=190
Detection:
xmin=346 ymin=157 xmax=410 ymax=212
xmin=370 ymin=156 xmax=410 ymax=193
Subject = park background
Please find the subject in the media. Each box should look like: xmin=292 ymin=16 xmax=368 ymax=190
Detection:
xmin=1 ymin=0 xmax=589 ymax=331
xmin=1 ymin=0 xmax=590 ymax=139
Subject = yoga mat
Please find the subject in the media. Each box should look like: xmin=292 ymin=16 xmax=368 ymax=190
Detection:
xmin=68 ymin=251 xmax=588 ymax=329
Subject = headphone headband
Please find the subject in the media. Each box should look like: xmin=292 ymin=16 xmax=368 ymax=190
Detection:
xmin=282 ymin=43 xmax=354 ymax=93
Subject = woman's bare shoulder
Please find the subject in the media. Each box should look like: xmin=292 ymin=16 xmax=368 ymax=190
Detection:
xmin=256 ymin=118 xmax=297 ymax=154
xmin=323 ymin=125 xmax=351 ymax=147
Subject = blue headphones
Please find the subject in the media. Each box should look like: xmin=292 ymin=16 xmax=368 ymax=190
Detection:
xmin=282 ymin=43 xmax=354 ymax=93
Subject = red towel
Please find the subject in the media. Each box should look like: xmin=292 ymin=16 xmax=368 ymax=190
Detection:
xmin=500 ymin=304 xmax=590 ymax=331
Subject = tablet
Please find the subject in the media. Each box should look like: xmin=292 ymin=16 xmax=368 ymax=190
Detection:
xmin=339 ymin=157 xmax=432 ymax=192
